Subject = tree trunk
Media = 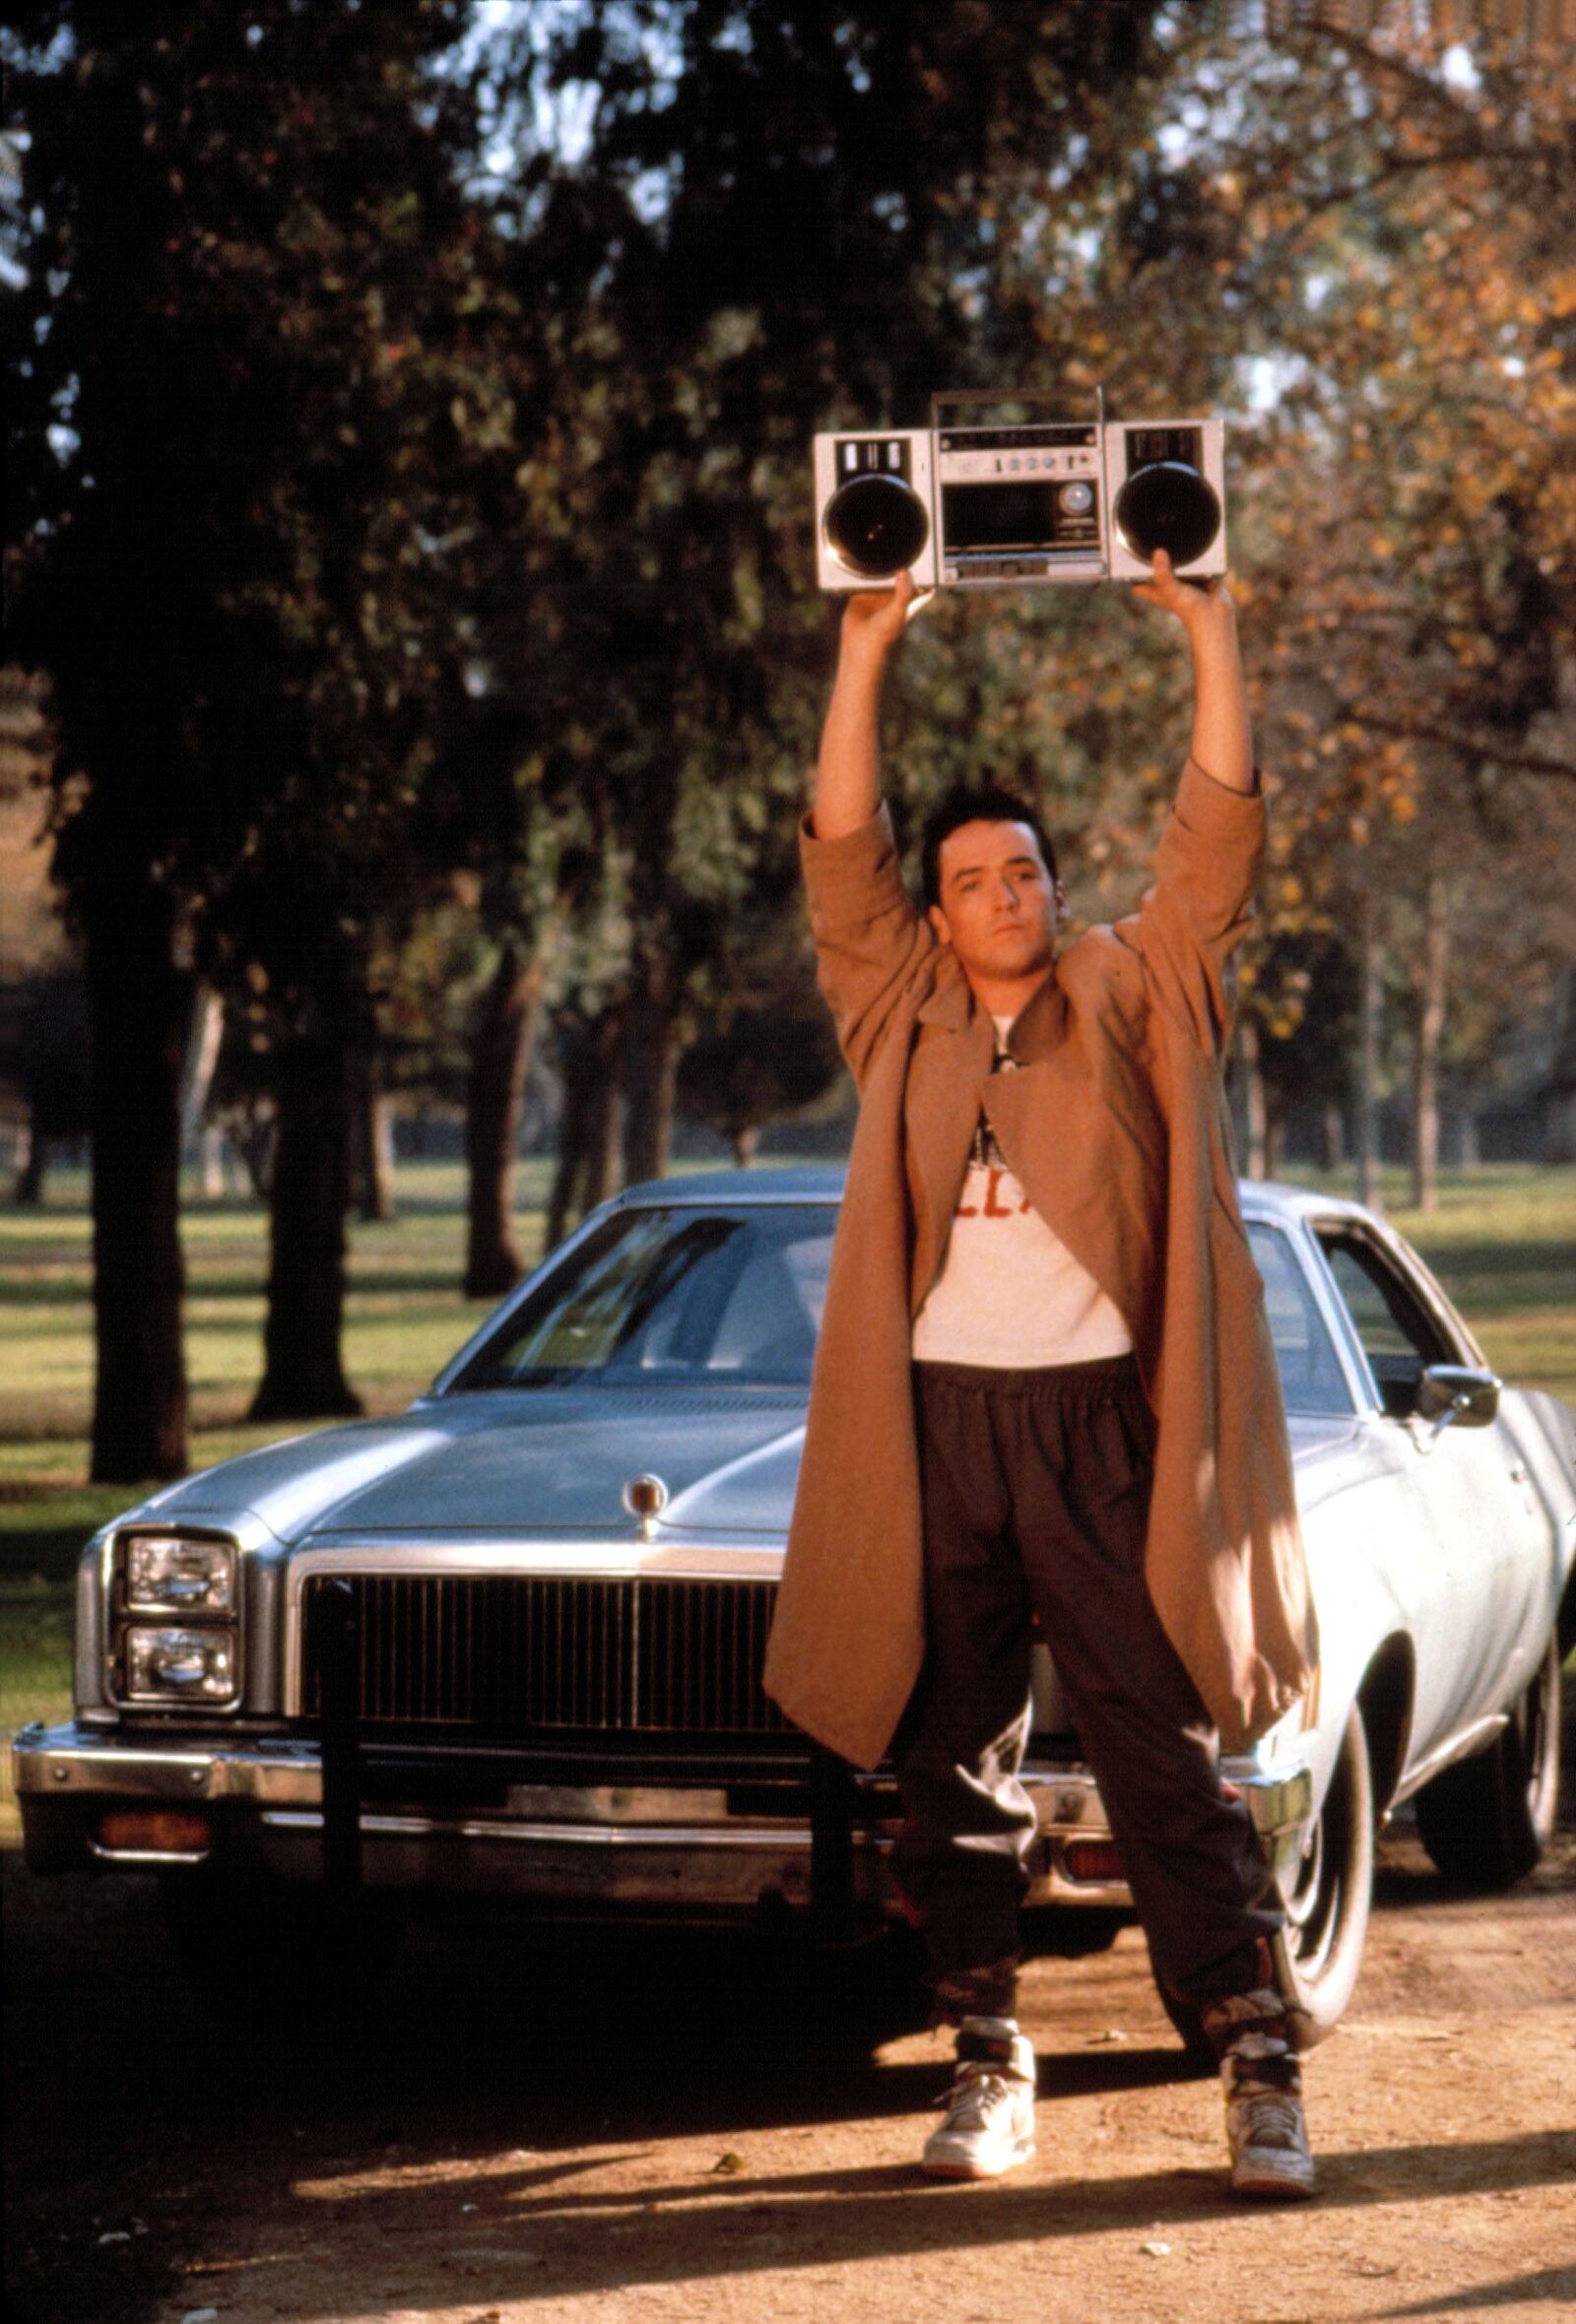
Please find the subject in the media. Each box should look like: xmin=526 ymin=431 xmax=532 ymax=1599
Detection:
xmin=179 ymin=985 xmax=225 ymax=1169
xmin=85 ymin=885 xmax=189 ymax=1482
xmin=463 ymin=937 xmax=547 ymax=1297
xmin=12 ymin=1118 xmax=44 ymax=1206
xmin=1410 ymin=873 xmax=1449 ymax=1213
xmin=1543 ymin=965 xmax=1576 ymax=1164
xmin=622 ymin=954 xmax=680 ymax=1188
xmin=228 ymin=1101 xmax=275 ymax=1202
xmin=1236 ymin=1015 xmax=1270 ymax=1180
xmin=546 ymin=1055 xmax=593 ymax=1254
xmin=351 ymin=1052 xmax=397 ymax=1225
xmin=249 ymin=1032 xmax=361 ymax=1420
xmin=1356 ymin=885 xmax=1384 ymax=1212
xmin=196 ymin=1121 xmax=228 ymax=1200
xmin=546 ymin=1008 xmax=624 ymax=1251
xmin=1320 ymin=1104 xmax=1346 ymax=1173
xmin=582 ymin=1009 xmax=626 ymax=1211
xmin=1264 ymin=1103 xmax=1283 ymax=1183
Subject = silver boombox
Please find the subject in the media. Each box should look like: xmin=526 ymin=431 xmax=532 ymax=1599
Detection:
xmin=813 ymin=392 xmax=1226 ymax=593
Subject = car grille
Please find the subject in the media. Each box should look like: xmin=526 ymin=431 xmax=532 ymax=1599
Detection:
xmin=298 ymin=1572 xmax=789 ymax=1736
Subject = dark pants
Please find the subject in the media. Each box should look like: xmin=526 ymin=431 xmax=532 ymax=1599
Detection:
xmin=890 ymin=1355 xmax=1283 ymax=2023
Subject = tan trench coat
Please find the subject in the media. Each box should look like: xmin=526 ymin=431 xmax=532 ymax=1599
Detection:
xmin=761 ymin=759 xmax=1318 ymax=1771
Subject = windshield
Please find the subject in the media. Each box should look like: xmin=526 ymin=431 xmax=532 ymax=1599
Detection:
xmin=1245 ymin=1220 xmax=1354 ymax=1417
xmin=450 ymin=1204 xmax=835 ymax=1390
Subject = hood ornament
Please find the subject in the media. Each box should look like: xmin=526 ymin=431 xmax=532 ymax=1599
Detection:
xmin=622 ymin=1473 xmax=669 ymax=1540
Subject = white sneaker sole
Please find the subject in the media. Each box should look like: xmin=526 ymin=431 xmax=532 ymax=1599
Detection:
xmin=921 ymin=2134 xmax=1035 ymax=2182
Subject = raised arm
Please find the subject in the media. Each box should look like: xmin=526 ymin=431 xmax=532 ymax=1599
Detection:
xmin=1117 ymin=549 xmax=1263 ymax=1053
xmin=812 ymin=570 xmax=917 ymax=837
xmin=1132 ymin=548 xmax=1254 ymax=794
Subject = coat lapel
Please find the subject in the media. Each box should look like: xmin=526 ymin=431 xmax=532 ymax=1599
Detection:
xmin=905 ymin=956 xmax=992 ymax=1314
xmin=1002 ymin=967 xmax=1068 ymax=1065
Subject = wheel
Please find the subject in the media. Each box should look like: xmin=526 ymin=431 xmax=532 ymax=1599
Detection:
xmin=1156 ymin=1704 xmax=1375 ymax=2064
xmin=1272 ymin=1704 xmax=1374 ymax=2046
xmin=160 ymin=1868 xmax=403 ymax=2032
xmin=1414 ymin=1629 xmax=1562 ymax=1889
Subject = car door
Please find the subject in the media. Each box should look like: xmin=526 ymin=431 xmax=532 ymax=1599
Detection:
xmin=1310 ymin=1220 xmax=1547 ymax=1759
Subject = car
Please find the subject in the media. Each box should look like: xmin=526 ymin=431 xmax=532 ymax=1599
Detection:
xmin=13 ymin=1171 xmax=1576 ymax=2043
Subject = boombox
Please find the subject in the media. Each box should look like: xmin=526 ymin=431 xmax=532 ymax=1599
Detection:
xmin=812 ymin=393 xmax=1226 ymax=593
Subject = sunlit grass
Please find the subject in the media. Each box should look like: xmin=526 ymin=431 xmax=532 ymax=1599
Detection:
xmin=1280 ymin=1163 xmax=1576 ymax=1402
xmin=0 ymin=1158 xmax=548 ymax=1445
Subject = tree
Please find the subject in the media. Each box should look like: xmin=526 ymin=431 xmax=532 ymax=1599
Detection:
xmin=1136 ymin=17 xmax=1576 ymax=1192
xmin=472 ymin=0 xmax=1182 ymax=1231
xmin=5 ymin=2 xmax=509 ymax=1453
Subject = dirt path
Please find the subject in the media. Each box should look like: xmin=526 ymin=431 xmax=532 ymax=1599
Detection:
xmin=6 ymin=1818 xmax=1574 ymax=2324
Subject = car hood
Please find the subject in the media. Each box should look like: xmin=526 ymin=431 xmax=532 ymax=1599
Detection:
xmin=126 ymin=1391 xmax=1367 ymax=1553
xmin=129 ymin=1387 xmax=809 ymax=1547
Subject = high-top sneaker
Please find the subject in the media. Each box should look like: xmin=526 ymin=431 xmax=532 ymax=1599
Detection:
xmin=1203 ymin=1983 xmax=1318 ymax=2201
xmin=920 ymin=2015 xmax=1037 ymax=2181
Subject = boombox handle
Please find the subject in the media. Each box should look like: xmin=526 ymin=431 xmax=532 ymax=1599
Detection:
xmin=930 ymin=386 xmax=1105 ymax=432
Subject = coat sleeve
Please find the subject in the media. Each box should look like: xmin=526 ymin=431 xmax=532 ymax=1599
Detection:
xmin=1116 ymin=756 xmax=1265 ymax=1057
xmin=800 ymin=804 xmax=935 ymax=1088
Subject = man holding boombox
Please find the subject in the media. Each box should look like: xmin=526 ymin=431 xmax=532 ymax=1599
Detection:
xmin=763 ymin=549 xmax=1321 ymax=2200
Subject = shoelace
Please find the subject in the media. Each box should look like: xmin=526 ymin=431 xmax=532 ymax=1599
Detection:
xmin=1231 ymin=2089 xmax=1306 ymax=2151
xmin=940 ymin=2065 xmax=1023 ymax=2131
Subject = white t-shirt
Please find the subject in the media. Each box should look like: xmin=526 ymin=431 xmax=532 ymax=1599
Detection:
xmin=911 ymin=1016 xmax=1134 ymax=1369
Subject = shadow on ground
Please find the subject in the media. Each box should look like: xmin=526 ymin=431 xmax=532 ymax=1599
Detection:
xmin=9 ymin=1827 xmax=1576 ymax=2324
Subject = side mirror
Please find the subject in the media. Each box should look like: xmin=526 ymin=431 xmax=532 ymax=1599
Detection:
xmin=1414 ymin=1363 xmax=1500 ymax=1431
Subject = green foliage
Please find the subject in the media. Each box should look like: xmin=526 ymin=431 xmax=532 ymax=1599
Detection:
xmin=463 ymin=0 xmax=1184 ymax=1149
xmin=6 ymin=2 xmax=1574 ymax=1309
xmin=6 ymin=0 xmax=517 ymax=1024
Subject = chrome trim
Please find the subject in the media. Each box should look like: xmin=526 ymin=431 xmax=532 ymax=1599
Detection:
xmin=12 ymin=1728 xmax=323 ymax=1807
xmin=259 ymin=1809 xmax=859 ymax=1852
xmin=17 ymin=1725 xmax=1317 ymax=1916
xmin=87 ymin=1838 xmax=211 ymax=1865
xmin=1391 ymin=1711 xmax=1510 ymax=1802
xmin=1230 ymin=1760 xmax=1316 ymax=1838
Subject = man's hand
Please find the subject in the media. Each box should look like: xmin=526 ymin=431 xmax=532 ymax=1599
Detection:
xmin=1131 ymin=547 xmax=1236 ymax=640
xmin=838 ymin=569 xmax=917 ymax=664
xmin=1131 ymin=549 xmax=1254 ymax=794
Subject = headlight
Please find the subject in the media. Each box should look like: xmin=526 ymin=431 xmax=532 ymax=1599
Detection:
xmin=123 ymin=1625 xmax=238 ymax=1705
xmin=110 ymin=1530 xmax=242 ymax=1708
xmin=123 ymin=1532 xmax=236 ymax=1616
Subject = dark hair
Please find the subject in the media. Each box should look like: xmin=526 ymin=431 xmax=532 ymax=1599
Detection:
xmin=919 ymin=785 xmax=1059 ymax=910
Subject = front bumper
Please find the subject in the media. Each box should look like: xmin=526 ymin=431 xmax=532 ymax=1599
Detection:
xmin=11 ymin=1721 xmax=1314 ymax=1918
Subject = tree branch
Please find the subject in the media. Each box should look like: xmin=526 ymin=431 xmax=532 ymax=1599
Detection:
xmin=1304 ymin=27 xmax=1568 ymax=165
xmin=1343 ymin=709 xmax=1576 ymax=783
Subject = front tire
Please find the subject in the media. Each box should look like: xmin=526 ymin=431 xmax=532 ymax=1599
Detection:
xmin=1273 ymin=1704 xmax=1374 ymax=2046
xmin=1414 ymin=1630 xmax=1562 ymax=1889
xmin=1157 ymin=1705 xmax=1375 ymax=2063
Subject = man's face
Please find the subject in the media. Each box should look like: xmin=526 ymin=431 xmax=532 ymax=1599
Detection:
xmin=927 ymin=818 xmax=1063 ymax=988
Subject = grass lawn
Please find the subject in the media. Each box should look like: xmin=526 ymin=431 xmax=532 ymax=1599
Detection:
xmin=3 ymin=1158 xmax=1574 ymax=1834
